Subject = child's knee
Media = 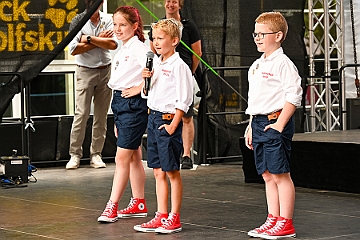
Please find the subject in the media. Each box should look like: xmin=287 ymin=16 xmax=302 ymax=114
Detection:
xmin=153 ymin=168 xmax=165 ymax=179
xmin=166 ymin=170 xmax=180 ymax=179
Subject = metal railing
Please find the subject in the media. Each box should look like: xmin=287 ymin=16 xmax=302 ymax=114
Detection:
xmin=0 ymin=73 xmax=28 ymax=156
xmin=199 ymin=66 xmax=249 ymax=165
xmin=339 ymin=64 xmax=360 ymax=130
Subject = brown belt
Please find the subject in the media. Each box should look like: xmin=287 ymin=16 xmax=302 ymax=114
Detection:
xmin=162 ymin=113 xmax=175 ymax=120
xmin=267 ymin=110 xmax=282 ymax=121
xmin=148 ymin=109 xmax=175 ymax=120
xmin=77 ymin=63 xmax=111 ymax=70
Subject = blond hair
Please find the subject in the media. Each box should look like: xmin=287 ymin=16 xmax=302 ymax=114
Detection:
xmin=151 ymin=18 xmax=183 ymax=41
xmin=255 ymin=12 xmax=288 ymax=43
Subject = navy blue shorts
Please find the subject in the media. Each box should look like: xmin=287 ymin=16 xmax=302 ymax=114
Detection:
xmin=251 ymin=115 xmax=294 ymax=175
xmin=147 ymin=110 xmax=183 ymax=172
xmin=111 ymin=91 xmax=148 ymax=150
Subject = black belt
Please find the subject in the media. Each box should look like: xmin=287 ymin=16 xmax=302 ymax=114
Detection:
xmin=77 ymin=63 xmax=111 ymax=69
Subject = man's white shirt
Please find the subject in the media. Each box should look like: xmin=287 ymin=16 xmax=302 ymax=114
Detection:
xmin=68 ymin=11 xmax=113 ymax=68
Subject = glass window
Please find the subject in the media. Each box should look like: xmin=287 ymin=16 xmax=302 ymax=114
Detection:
xmin=30 ymin=72 xmax=75 ymax=116
xmin=107 ymin=0 xmax=165 ymax=27
xmin=3 ymin=103 xmax=12 ymax=118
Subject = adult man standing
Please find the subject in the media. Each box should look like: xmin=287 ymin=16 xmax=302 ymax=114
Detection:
xmin=66 ymin=0 xmax=117 ymax=169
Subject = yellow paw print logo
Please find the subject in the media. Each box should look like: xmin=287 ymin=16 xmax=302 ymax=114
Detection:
xmin=45 ymin=0 xmax=79 ymax=29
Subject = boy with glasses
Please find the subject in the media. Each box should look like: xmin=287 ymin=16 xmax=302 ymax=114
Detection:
xmin=245 ymin=12 xmax=302 ymax=239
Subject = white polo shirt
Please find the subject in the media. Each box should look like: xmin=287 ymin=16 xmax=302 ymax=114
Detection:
xmin=108 ymin=36 xmax=152 ymax=91
xmin=245 ymin=47 xmax=303 ymax=115
xmin=144 ymin=52 xmax=193 ymax=114
xmin=68 ymin=11 xmax=114 ymax=68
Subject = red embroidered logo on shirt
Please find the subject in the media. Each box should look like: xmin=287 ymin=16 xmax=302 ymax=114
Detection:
xmin=262 ymin=72 xmax=274 ymax=78
xmin=162 ymin=69 xmax=171 ymax=77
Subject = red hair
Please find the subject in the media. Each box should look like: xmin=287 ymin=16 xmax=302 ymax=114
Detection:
xmin=113 ymin=6 xmax=145 ymax=42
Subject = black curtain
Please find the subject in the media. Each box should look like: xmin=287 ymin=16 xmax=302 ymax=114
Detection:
xmin=181 ymin=0 xmax=307 ymax=163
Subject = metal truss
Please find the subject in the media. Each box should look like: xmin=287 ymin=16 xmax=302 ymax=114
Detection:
xmin=307 ymin=0 xmax=344 ymax=132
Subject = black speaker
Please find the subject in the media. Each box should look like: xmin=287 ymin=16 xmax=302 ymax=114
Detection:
xmin=346 ymin=98 xmax=360 ymax=129
xmin=28 ymin=117 xmax=58 ymax=161
xmin=56 ymin=115 xmax=117 ymax=161
xmin=1 ymin=155 xmax=29 ymax=183
xmin=0 ymin=116 xmax=58 ymax=160
xmin=0 ymin=120 xmax=23 ymax=156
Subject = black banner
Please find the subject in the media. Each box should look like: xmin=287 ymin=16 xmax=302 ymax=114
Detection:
xmin=0 ymin=0 xmax=103 ymax=122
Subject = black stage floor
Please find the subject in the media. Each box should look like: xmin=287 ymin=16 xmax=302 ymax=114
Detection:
xmin=240 ymin=129 xmax=360 ymax=193
xmin=1 ymin=161 xmax=360 ymax=239
xmin=291 ymin=129 xmax=360 ymax=193
xmin=293 ymin=129 xmax=360 ymax=144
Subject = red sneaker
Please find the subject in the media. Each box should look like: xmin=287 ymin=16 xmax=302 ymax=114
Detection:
xmin=133 ymin=212 xmax=168 ymax=232
xmin=248 ymin=214 xmax=277 ymax=237
xmin=118 ymin=197 xmax=147 ymax=218
xmin=262 ymin=217 xmax=296 ymax=239
xmin=97 ymin=200 xmax=118 ymax=223
xmin=155 ymin=213 xmax=182 ymax=234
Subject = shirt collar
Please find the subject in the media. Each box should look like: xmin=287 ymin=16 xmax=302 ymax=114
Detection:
xmin=260 ymin=47 xmax=283 ymax=61
xmin=160 ymin=52 xmax=179 ymax=65
xmin=122 ymin=36 xmax=139 ymax=49
xmin=88 ymin=11 xmax=105 ymax=28
xmin=98 ymin=11 xmax=106 ymax=22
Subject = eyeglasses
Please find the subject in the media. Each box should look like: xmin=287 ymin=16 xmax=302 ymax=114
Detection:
xmin=252 ymin=32 xmax=278 ymax=39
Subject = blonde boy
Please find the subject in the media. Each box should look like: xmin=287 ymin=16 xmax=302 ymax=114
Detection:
xmin=245 ymin=12 xmax=302 ymax=239
xmin=134 ymin=18 xmax=193 ymax=234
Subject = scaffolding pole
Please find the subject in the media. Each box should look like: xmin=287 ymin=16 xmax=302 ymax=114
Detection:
xmin=307 ymin=0 xmax=344 ymax=132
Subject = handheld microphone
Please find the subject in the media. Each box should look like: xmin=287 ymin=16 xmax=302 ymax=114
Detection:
xmin=144 ymin=51 xmax=154 ymax=96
